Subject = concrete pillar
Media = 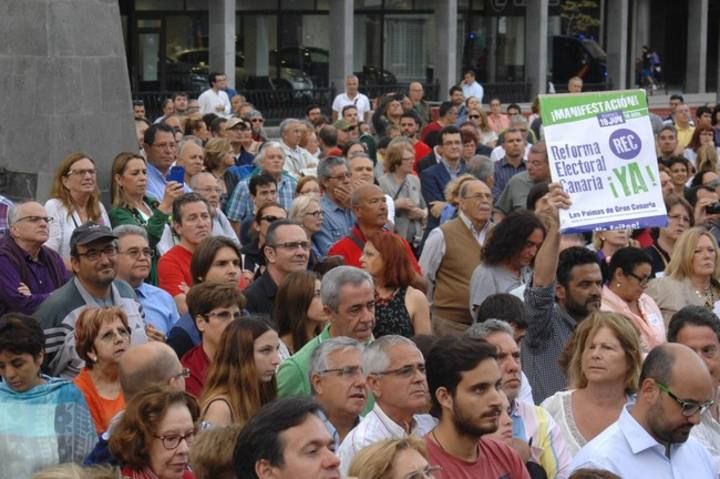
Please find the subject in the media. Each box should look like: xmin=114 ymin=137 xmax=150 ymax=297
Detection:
xmin=717 ymin=22 xmax=720 ymax=102
xmin=245 ymin=17 xmax=270 ymax=77
xmin=0 ymin=0 xmax=136 ymax=201
xmin=329 ymin=0 xmax=354 ymax=92
xmin=209 ymin=0 xmax=236 ymax=88
xmin=606 ymin=0 xmax=628 ymax=90
xmin=686 ymin=0 xmax=708 ymax=93
xmin=435 ymin=0 xmax=458 ymax=98
xmin=488 ymin=19 xmax=497 ymax=83
xmin=525 ymin=0 xmax=548 ymax=97
xmin=634 ymin=0 xmax=651 ymax=54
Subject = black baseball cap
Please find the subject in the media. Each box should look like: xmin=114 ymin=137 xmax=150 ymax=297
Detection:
xmin=70 ymin=222 xmax=117 ymax=249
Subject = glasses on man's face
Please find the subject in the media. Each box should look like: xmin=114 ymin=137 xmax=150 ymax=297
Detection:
xmin=76 ymin=245 xmax=118 ymax=261
xmin=153 ymin=429 xmax=196 ymax=450
xmin=260 ymin=215 xmax=283 ymax=223
xmin=15 ymin=216 xmax=54 ymax=224
xmin=319 ymin=366 xmax=364 ymax=379
xmin=304 ymin=211 xmax=323 ymax=218
xmin=99 ymin=327 xmax=131 ymax=343
xmin=152 ymin=142 xmax=176 ymax=150
xmin=626 ymin=271 xmax=651 ymax=287
xmin=171 ymin=367 xmax=191 ymax=382
xmin=328 ymin=172 xmax=352 ymax=181
xmin=404 ymin=465 xmax=443 ymax=479
xmin=119 ymin=247 xmax=154 ymax=260
xmin=66 ymin=168 xmax=97 ymax=177
xmin=371 ymin=363 xmax=426 ymax=378
xmin=656 ymin=381 xmax=715 ymax=417
xmin=204 ymin=310 xmax=242 ymax=322
xmin=271 ymin=241 xmax=311 ymax=251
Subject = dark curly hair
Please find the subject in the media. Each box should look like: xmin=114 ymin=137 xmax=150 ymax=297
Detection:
xmin=481 ymin=211 xmax=546 ymax=266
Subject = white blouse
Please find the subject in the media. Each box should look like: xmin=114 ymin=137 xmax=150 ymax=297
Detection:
xmin=44 ymin=198 xmax=110 ymax=260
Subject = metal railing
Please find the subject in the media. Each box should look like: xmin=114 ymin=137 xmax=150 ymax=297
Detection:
xmin=360 ymin=81 xmax=441 ymax=102
xmin=482 ymin=82 xmax=533 ymax=103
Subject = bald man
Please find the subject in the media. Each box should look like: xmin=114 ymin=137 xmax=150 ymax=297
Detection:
xmin=570 ymin=343 xmax=716 ymax=476
xmin=85 ymin=342 xmax=188 ymax=465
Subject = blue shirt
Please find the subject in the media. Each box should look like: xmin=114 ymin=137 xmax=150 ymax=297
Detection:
xmin=492 ymin=157 xmax=527 ymax=199
xmin=134 ymin=282 xmax=179 ymax=334
xmin=569 ymin=406 xmax=717 ymax=478
xmin=224 ymin=169 xmax=297 ymax=223
xmin=145 ymin=163 xmax=192 ymax=202
xmin=315 ymin=195 xmax=354 ymax=256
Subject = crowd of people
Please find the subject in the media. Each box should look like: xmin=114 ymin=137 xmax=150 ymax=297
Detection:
xmin=0 ymin=70 xmax=719 ymax=479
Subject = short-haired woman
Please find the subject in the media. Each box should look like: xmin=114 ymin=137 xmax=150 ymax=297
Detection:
xmin=348 ymin=436 xmax=439 ymax=479
xmin=203 ymin=138 xmax=235 ymax=208
xmin=644 ymin=194 xmax=693 ymax=276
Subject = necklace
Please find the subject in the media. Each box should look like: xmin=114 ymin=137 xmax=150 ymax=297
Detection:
xmin=694 ymin=284 xmax=715 ymax=309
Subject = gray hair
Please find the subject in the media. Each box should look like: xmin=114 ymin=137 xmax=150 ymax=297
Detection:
xmin=465 ymin=319 xmax=514 ymax=339
xmin=317 ymin=156 xmax=348 ymax=183
xmin=255 ymin=141 xmax=284 ymax=167
xmin=279 ymin=118 xmax=300 ymax=137
xmin=288 ymin=195 xmax=319 ymax=222
xmin=509 ymin=115 xmax=529 ymax=128
xmin=363 ymin=335 xmax=418 ymax=374
xmin=320 ymin=266 xmax=373 ymax=312
xmin=309 ymin=337 xmax=365 ymax=388
xmin=177 ymin=135 xmax=203 ymax=156
xmin=189 ymin=171 xmax=216 ymax=190
xmin=113 ymin=224 xmax=149 ymax=242
xmin=466 ymin=155 xmax=494 ymax=181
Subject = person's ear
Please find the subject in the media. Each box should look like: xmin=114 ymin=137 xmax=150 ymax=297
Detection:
xmin=255 ymin=459 xmax=277 ymax=479
xmin=70 ymin=255 xmax=81 ymax=275
xmin=172 ymin=220 xmax=182 ymax=237
xmin=555 ymin=283 xmax=566 ymax=302
xmin=264 ymin=244 xmax=277 ymax=264
xmin=435 ymin=386 xmax=453 ymax=412
xmin=195 ymin=315 xmax=206 ymax=334
xmin=311 ymin=374 xmax=324 ymax=395
xmin=366 ymin=374 xmax=382 ymax=397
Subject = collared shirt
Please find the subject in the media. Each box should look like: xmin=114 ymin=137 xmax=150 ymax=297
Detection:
xmin=522 ymin=282 xmax=577 ymax=403
xmin=145 ymin=163 xmax=192 ymax=202
xmin=244 ymin=270 xmax=278 ymax=316
xmin=315 ymin=194 xmax=355 ymax=256
xmin=224 ymin=170 xmax=297 ymax=223
xmin=280 ymin=141 xmax=318 ymax=178
xmin=440 ymin=157 xmax=463 ymax=180
xmin=569 ymin=406 xmax=717 ymax=478
xmin=0 ymin=195 xmax=12 ymax=240
xmin=157 ymin=209 xmax=239 ymax=256
xmin=198 ymin=88 xmax=230 ymax=116
xmin=134 ymin=282 xmax=179 ymax=335
xmin=327 ymin=225 xmax=421 ymax=273
xmin=492 ymin=157 xmax=527 ymax=199
xmin=332 ymin=92 xmax=371 ymax=119
xmin=511 ymin=399 xmax=572 ymax=479
xmin=337 ymin=403 xmax=437 ymax=476
xmin=691 ymin=403 xmax=720 ymax=471
xmin=601 ymin=286 xmax=666 ymax=354
xmin=419 ymin=211 xmax=492 ymax=300
xmin=316 ymin=409 xmax=361 ymax=452
xmin=461 ymin=81 xmax=484 ymax=103
xmin=494 ymin=170 xmax=536 ymax=215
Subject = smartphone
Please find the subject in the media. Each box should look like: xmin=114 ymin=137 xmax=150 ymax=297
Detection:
xmin=165 ymin=165 xmax=185 ymax=186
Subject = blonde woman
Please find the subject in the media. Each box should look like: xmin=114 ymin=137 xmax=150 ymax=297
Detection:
xmin=45 ymin=152 xmax=110 ymax=266
xmin=469 ymin=108 xmax=498 ymax=147
xmin=646 ymin=227 xmax=720 ymax=324
xmin=437 ymin=173 xmax=477 ymax=224
xmin=203 ymin=137 xmax=235 ymax=207
xmin=348 ymin=437 xmax=440 ymax=479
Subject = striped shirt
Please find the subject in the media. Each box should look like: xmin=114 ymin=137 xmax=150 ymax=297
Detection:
xmin=492 ymin=157 xmax=527 ymax=199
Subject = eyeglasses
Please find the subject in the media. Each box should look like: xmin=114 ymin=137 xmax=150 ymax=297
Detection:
xmin=66 ymin=168 xmax=96 ymax=177
xmin=668 ymin=214 xmax=691 ymax=224
xmin=153 ymin=429 xmax=196 ymax=450
xmin=469 ymin=115 xmax=481 ymax=119
xmin=119 ymin=247 xmax=154 ymax=259
xmin=442 ymin=141 xmax=462 ymax=147
xmin=260 ymin=215 xmax=283 ymax=223
xmin=319 ymin=366 xmax=365 ymax=378
xmin=270 ymin=241 xmax=311 ymax=251
xmin=151 ymin=142 xmax=176 ymax=149
xmin=626 ymin=271 xmax=651 ymax=286
xmin=463 ymin=193 xmax=492 ymax=201
xmin=203 ymin=310 xmax=242 ymax=322
xmin=75 ymin=245 xmax=118 ymax=261
xmin=170 ymin=367 xmax=191 ymax=382
xmin=99 ymin=327 xmax=131 ymax=343
xmin=371 ymin=363 xmax=426 ymax=378
xmin=656 ymin=381 xmax=715 ymax=417
xmin=328 ymin=172 xmax=352 ymax=181
xmin=15 ymin=216 xmax=54 ymax=224
xmin=404 ymin=465 xmax=443 ymax=479
xmin=304 ymin=211 xmax=323 ymax=218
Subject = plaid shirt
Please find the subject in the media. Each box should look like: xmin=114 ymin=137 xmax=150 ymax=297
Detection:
xmin=0 ymin=195 xmax=13 ymax=240
xmin=492 ymin=157 xmax=526 ymax=199
xmin=522 ymin=282 xmax=577 ymax=404
xmin=224 ymin=170 xmax=297 ymax=223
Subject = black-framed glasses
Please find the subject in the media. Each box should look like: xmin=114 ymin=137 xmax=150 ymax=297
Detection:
xmin=119 ymin=247 xmax=154 ymax=259
xmin=153 ymin=429 xmax=196 ymax=450
xmin=75 ymin=245 xmax=118 ymax=261
xmin=403 ymin=465 xmax=443 ymax=479
xmin=626 ymin=271 xmax=651 ymax=286
xmin=656 ymin=381 xmax=714 ymax=417
xmin=270 ymin=241 xmax=311 ymax=251
xmin=260 ymin=215 xmax=283 ymax=223
xmin=304 ymin=211 xmax=323 ymax=218
xmin=328 ymin=172 xmax=352 ymax=181
xmin=170 ymin=368 xmax=191 ymax=382
xmin=370 ymin=363 xmax=426 ymax=378
xmin=15 ymin=215 xmax=54 ymax=224
xmin=99 ymin=327 xmax=131 ymax=343
xmin=203 ymin=310 xmax=242 ymax=322
xmin=469 ymin=115 xmax=481 ymax=119
xmin=319 ymin=366 xmax=364 ymax=378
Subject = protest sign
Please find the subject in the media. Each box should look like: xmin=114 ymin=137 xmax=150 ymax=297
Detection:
xmin=540 ymin=89 xmax=667 ymax=233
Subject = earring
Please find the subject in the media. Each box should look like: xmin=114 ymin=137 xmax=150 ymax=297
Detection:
xmin=616 ymin=283 xmax=622 ymax=288
xmin=88 ymin=354 xmax=97 ymax=363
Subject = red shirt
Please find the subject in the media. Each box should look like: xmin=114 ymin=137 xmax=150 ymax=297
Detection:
xmin=413 ymin=141 xmax=432 ymax=174
xmin=425 ymin=435 xmax=530 ymax=479
xmin=420 ymin=121 xmax=442 ymax=144
xmin=327 ymin=146 xmax=343 ymax=157
xmin=181 ymin=344 xmax=210 ymax=398
xmin=327 ymin=225 xmax=421 ymax=274
xmin=158 ymin=245 xmax=193 ymax=297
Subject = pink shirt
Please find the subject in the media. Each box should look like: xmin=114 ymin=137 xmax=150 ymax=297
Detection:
xmin=601 ymin=285 xmax=666 ymax=354
xmin=425 ymin=435 xmax=530 ymax=479
xmin=487 ymin=113 xmax=510 ymax=134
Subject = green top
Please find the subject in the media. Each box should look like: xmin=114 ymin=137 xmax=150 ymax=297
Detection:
xmin=108 ymin=196 xmax=170 ymax=285
xmin=277 ymin=324 xmax=375 ymax=414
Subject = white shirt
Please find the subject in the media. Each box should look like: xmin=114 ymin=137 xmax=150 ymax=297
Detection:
xmin=337 ymin=403 xmax=437 ymax=476
xmin=462 ymin=81 xmax=484 ymax=104
xmin=490 ymin=143 xmax=531 ymax=162
xmin=198 ymin=88 xmax=230 ymax=116
xmin=332 ymin=92 xmax=371 ymax=120
xmin=157 ymin=209 xmax=239 ymax=255
xmin=690 ymin=405 xmax=720 ymax=473
xmin=279 ymin=141 xmax=319 ymax=178
xmin=44 ymin=199 xmax=111 ymax=260
xmin=569 ymin=406 xmax=717 ymax=478
xmin=419 ymin=211 xmax=492 ymax=301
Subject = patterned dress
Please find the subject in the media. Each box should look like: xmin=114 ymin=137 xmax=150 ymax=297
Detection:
xmin=372 ymin=286 xmax=414 ymax=338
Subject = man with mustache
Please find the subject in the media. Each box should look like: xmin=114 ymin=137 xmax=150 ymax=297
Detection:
xmin=522 ymin=183 xmax=602 ymax=402
xmin=337 ymin=335 xmax=436 ymax=475
xmin=309 ymin=337 xmax=368 ymax=449
xmin=424 ymin=335 xmax=530 ymax=478
xmin=569 ymin=343 xmax=716 ymax=476
xmin=466 ymin=319 xmax=572 ymax=478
